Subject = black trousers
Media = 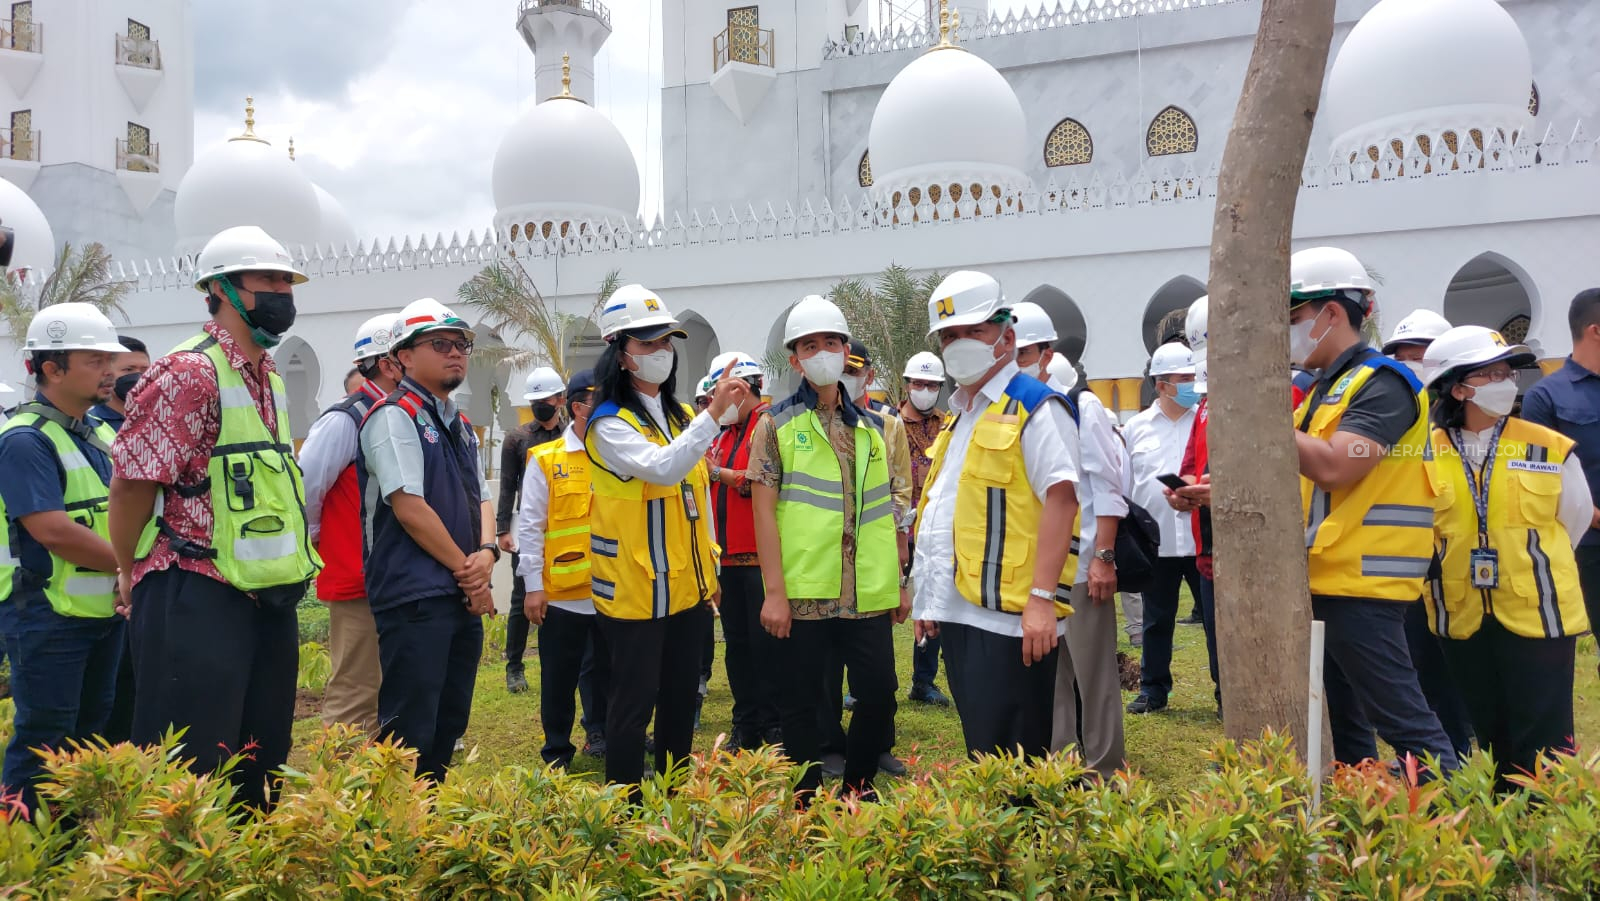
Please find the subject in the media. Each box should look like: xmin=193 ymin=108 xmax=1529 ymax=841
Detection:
xmin=130 ymin=567 xmax=299 ymax=810
xmin=719 ymin=565 xmax=778 ymax=736
xmin=596 ymin=604 xmax=710 ymax=793
xmin=373 ymin=595 xmax=483 ymax=781
xmin=1137 ymin=555 xmax=1204 ymax=703
xmin=1314 ymin=596 xmax=1459 ymax=772
xmin=1441 ymin=617 xmax=1577 ymax=791
xmin=1578 ymin=544 xmax=1600 ymax=671
xmin=538 ymin=606 xmax=610 ymax=765
xmin=940 ymin=621 xmax=1058 ymax=760
xmin=505 ymin=552 xmax=531 ymax=673
xmin=1402 ymin=600 xmax=1475 ymax=760
xmin=101 ymin=626 xmax=136 ymax=744
xmin=772 ymin=613 xmax=896 ymax=798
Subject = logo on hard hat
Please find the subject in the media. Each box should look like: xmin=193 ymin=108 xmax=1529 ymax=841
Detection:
xmin=375 ymin=329 xmax=391 ymax=345
xmin=45 ymin=320 xmax=67 ymax=340
xmin=935 ymin=298 xmax=955 ymax=320
xmin=644 ymin=297 xmax=661 ymax=312
xmin=1490 ymin=331 xmax=1507 ymax=347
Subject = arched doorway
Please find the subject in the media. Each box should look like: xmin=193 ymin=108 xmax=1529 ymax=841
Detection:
xmin=1442 ymin=253 xmax=1537 ymax=346
xmin=676 ymin=310 xmax=722 ymax=390
xmin=458 ymin=327 xmax=520 ymax=480
xmin=763 ymin=300 xmax=802 ymax=400
xmin=1019 ymin=285 xmax=1088 ymax=365
xmin=273 ymin=337 xmax=320 ymax=443
xmin=563 ymin=319 xmax=607 ymax=381
xmin=1142 ymin=275 xmax=1205 ymax=353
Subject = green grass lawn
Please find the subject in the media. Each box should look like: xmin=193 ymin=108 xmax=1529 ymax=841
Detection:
xmin=293 ymin=600 xmax=1600 ymax=795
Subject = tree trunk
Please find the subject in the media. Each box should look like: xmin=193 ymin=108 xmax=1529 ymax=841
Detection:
xmin=1205 ymin=0 xmax=1336 ymax=758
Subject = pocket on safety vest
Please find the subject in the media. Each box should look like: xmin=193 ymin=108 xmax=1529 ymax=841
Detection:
xmin=968 ymin=420 xmax=1021 ymax=483
xmin=550 ymin=478 xmax=592 ymax=521
xmin=1509 ymin=470 xmax=1561 ymax=527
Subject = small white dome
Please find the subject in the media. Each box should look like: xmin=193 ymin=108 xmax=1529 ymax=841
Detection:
xmin=0 ymin=177 xmax=56 ymax=274
xmin=174 ymin=134 xmax=321 ymax=256
xmin=1324 ymin=0 xmax=1533 ymax=155
xmin=313 ymin=184 xmax=359 ymax=250
xmin=867 ymin=45 xmax=1030 ymax=200
xmin=492 ymin=96 xmax=641 ymax=231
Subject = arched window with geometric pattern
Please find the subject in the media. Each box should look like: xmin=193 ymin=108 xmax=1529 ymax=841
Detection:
xmin=1146 ymin=105 xmax=1198 ymax=157
xmin=858 ymin=151 xmax=873 ymax=187
xmin=1044 ymin=118 xmax=1093 ymax=167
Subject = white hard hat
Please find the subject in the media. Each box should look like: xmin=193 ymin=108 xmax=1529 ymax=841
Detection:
xmin=695 ymin=375 xmax=713 ymax=400
xmin=352 ymin=313 xmax=397 ymax=363
xmin=1149 ymin=341 xmax=1196 ymax=377
xmin=904 ymin=351 xmax=945 ymax=381
xmin=784 ymin=295 xmax=851 ymax=347
xmin=1008 ymin=301 xmax=1059 ymax=347
xmin=1186 ymin=295 xmax=1209 ymax=394
xmin=600 ymin=284 xmax=686 ymax=342
xmin=192 ymin=225 xmax=308 ymax=292
xmin=1046 ymin=353 xmax=1078 ymax=390
xmin=927 ymin=270 xmax=1009 ymax=336
xmin=708 ymin=350 xmax=763 ymax=382
xmin=1382 ymin=309 xmax=1453 ymax=355
xmin=1289 ymin=246 xmax=1375 ymax=310
xmin=24 ymin=303 xmax=128 ymax=353
xmin=524 ymin=366 xmax=564 ymax=402
xmin=1421 ymin=325 xmax=1535 ymax=388
xmin=390 ymin=297 xmax=476 ymax=350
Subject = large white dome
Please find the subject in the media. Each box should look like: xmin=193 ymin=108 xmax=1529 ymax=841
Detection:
xmin=492 ymin=95 xmax=641 ymax=232
xmin=1324 ymin=0 xmax=1533 ymax=155
xmin=313 ymin=184 xmax=359 ymax=250
xmin=174 ymin=132 xmax=321 ymax=256
xmin=867 ymin=45 xmax=1030 ymax=201
xmin=0 ymin=177 xmax=57 ymax=275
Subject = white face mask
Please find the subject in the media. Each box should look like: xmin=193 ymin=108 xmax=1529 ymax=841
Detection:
xmin=908 ymin=386 xmax=940 ymax=412
xmin=840 ymin=372 xmax=867 ymax=402
xmin=943 ymin=333 xmax=1004 ymax=386
xmin=717 ymin=399 xmax=743 ymax=426
xmin=1288 ymin=307 xmax=1331 ymax=368
xmin=627 ymin=349 xmax=675 ymax=385
xmin=1400 ymin=360 xmax=1426 ymax=382
xmin=1466 ymin=379 xmax=1518 ymax=418
xmin=799 ymin=349 xmax=845 ymax=387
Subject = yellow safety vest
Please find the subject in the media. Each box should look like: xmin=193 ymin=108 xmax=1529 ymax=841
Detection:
xmin=1295 ymin=353 xmax=1437 ymax=602
xmin=1429 ymin=418 xmax=1588 ymax=640
xmin=584 ymin=401 xmax=718 ymax=620
xmin=917 ymin=375 xmax=1077 ymax=617
xmin=530 ymin=436 xmax=592 ymax=603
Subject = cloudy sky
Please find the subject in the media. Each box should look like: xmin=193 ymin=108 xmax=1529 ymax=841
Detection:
xmin=192 ymin=0 xmax=1038 ymax=243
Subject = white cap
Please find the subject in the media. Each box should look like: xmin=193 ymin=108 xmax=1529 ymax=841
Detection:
xmin=926 ymin=270 xmax=1009 ymax=336
xmin=903 ymin=351 xmax=945 ymax=381
xmin=192 ymin=225 xmax=308 ymax=292
xmin=1421 ymin=325 xmax=1535 ymax=388
xmin=1382 ymin=309 xmax=1453 ymax=355
xmin=524 ymin=366 xmax=564 ymax=402
xmin=1046 ymin=353 xmax=1078 ymax=390
xmin=1149 ymin=341 xmax=1196 ymax=377
xmin=24 ymin=303 xmax=129 ymax=353
xmin=599 ymin=284 xmax=686 ymax=342
xmin=390 ymin=297 xmax=476 ymax=349
xmin=708 ymin=350 xmax=763 ymax=382
xmin=784 ymin=295 xmax=851 ymax=347
xmin=1008 ymin=301 xmax=1058 ymax=347
xmin=352 ymin=313 xmax=397 ymax=363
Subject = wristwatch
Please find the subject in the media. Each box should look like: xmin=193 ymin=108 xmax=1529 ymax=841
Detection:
xmin=479 ymin=542 xmax=502 ymax=563
xmin=1028 ymin=587 xmax=1055 ymax=602
xmin=1094 ymin=549 xmax=1117 ymax=565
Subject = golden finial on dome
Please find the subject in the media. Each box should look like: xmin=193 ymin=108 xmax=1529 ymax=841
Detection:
xmin=561 ymin=52 xmax=573 ymax=97
xmin=934 ymin=0 xmax=961 ymax=50
xmin=288 ymin=136 xmax=296 ymax=160
xmin=230 ymin=95 xmax=269 ymax=144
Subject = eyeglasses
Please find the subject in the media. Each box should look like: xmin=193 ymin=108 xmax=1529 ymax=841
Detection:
xmin=424 ymin=337 xmax=473 ymax=356
xmin=1463 ymin=368 xmax=1515 ymax=384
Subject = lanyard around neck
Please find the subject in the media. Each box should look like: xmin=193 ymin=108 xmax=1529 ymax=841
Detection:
xmin=1450 ymin=417 xmax=1507 ymax=548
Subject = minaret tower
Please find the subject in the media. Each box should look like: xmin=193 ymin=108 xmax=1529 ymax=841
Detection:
xmin=516 ymin=0 xmax=613 ymax=104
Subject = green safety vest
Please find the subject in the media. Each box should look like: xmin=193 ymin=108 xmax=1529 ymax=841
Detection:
xmin=135 ymin=334 xmax=321 ymax=590
xmin=0 ymin=403 xmax=118 ymax=617
xmin=772 ymin=402 xmax=899 ymax=612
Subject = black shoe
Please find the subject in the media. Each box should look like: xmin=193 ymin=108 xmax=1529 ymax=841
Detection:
xmin=908 ymin=683 xmax=951 ymax=707
xmin=727 ymin=726 xmax=755 ymax=751
xmin=760 ymin=725 xmax=783 ymax=747
xmin=1180 ymin=611 xmax=1204 ymax=625
xmin=877 ymin=752 xmax=907 ymax=777
xmin=1126 ymin=694 xmax=1167 ymax=715
xmin=842 ymin=694 xmax=856 ymax=712
xmin=506 ymin=669 xmax=529 ymax=694
xmin=820 ymin=752 xmax=845 ymax=778
xmin=582 ymin=731 xmax=606 ymax=759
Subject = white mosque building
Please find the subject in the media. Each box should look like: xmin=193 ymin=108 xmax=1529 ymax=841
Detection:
xmin=0 ymin=0 xmax=1596 ymax=449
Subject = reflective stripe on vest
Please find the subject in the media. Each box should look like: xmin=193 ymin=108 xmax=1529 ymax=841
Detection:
xmin=531 ymin=437 xmax=593 ymax=602
xmin=1428 ymin=418 xmax=1588 ymax=640
xmin=0 ymin=410 xmax=119 ymax=617
xmin=770 ymin=401 xmax=900 ymax=612
xmin=1295 ymin=355 xmax=1436 ymax=602
xmin=583 ymin=402 xmax=718 ymax=620
xmin=917 ymin=377 xmax=1077 ymax=617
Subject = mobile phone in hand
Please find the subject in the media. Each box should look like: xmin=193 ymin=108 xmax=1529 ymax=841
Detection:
xmin=1156 ymin=473 xmax=1189 ymax=491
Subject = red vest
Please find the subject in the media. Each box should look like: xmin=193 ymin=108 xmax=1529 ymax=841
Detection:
xmin=710 ymin=402 xmax=768 ymax=561
xmin=314 ymin=382 xmax=386 ymax=601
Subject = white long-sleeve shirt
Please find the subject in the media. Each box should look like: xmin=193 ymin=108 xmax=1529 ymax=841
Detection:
xmin=1055 ymin=382 xmax=1127 ymax=583
xmin=1454 ymin=423 xmax=1592 ymax=549
xmin=515 ymin=424 xmax=596 ymax=615
xmin=298 ymin=408 xmax=359 ymax=544
xmin=1122 ymin=400 xmax=1199 ymax=558
xmin=587 ymin=392 xmax=718 ymax=546
xmin=912 ymin=362 xmax=1079 ymax=637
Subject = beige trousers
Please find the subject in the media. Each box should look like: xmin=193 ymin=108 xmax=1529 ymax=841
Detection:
xmin=1051 ymin=582 xmax=1127 ymax=778
xmin=322 ymin=598 xmax=382 ymax=736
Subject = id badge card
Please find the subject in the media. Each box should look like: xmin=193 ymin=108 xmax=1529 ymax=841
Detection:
xmin=681 ymin=481 xmax=701 ymax=522
xmin=1470 ymin=547 xmax=1499 ymax=589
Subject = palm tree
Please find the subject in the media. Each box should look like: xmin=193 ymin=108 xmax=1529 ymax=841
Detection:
xmin=456 ymin=262 xmax=618 ymax=377
xmin=0 ymin=242 xmax=132 ymax=344
xmin=829 ymin=264 xmax=943 ymax=406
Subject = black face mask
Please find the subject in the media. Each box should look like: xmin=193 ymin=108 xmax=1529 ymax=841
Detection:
xmin=532 ymin=402 xmax=559 ymax=423
xmin=246 ymin=291 xmax=298 ymax=337
xmin=113 ymin=372 xmax=142 ymax=403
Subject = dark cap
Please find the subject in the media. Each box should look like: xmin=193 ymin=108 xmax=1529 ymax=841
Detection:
xmin=847 ymin=339 xmax=872 ymax=370
xmin=566 ymin=369 xmax=596 ymax=396
xmin=625 ymin=322 xmax=689 ymax=342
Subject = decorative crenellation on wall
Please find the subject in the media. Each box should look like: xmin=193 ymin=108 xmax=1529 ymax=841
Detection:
xmin=104 ymin=120 xmax=1594 ymax=296
xmin=822 ymin=0 xmax=1250 ymax=60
